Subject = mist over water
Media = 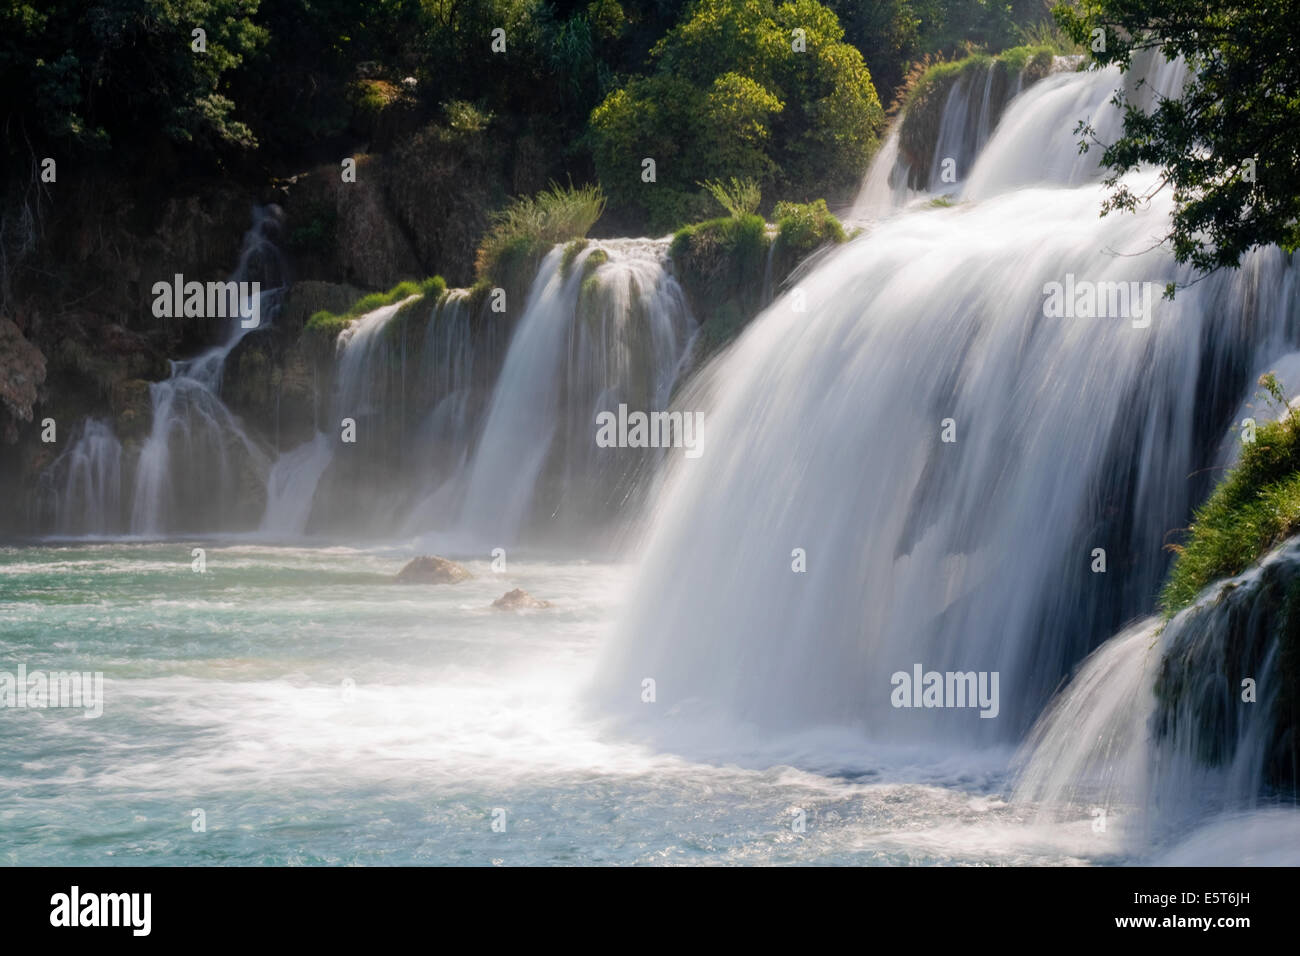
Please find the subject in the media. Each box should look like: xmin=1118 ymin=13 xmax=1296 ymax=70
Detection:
xmin=9 ymin=55 xmax=1299 ymax=865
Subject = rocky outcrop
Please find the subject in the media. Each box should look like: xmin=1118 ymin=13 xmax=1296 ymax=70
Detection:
xmin=285 ymin=159 xmax=422 ymax=290
xmin=0 ymin=317 xmax=46 ymax=443
xmin=1155 ymin=536 xmax=1300 ymax=795
xmin=395 ymin=555 xmax=472 ymax=584
xmin=491 ymin=588 xmax=552 ymax=610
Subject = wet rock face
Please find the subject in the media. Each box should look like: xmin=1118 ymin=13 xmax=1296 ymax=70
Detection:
xmin=395 ymin=555 xmax=472 ymax=584
xmin=0 ymin=317 xmax=47 ymax=443
xmin=1155 ymin=537 xmax=1300 ymax=795
xmin=491 ymin=588 xmax=551 ymax=610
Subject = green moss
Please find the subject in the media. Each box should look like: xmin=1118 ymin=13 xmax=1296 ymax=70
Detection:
xmin=769 ymin=200 xmax=846 ymax=290
xmin=1162 ymin=381 xmax=1300 ymax=615
xmin=581 ymin=247 xmax=609 ymax=278
xmin=996 ymin=44 xmax=1057 ymax=80
xmin=302 ymin=276 xmax=446 ymax=349
xmin=561 ymin=238 xmax=589 ymax=277
xmin=671 ymin=214 xmax=769 ymax=356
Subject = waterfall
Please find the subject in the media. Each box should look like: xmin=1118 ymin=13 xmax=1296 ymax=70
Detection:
xmin=36 ymin=206 xmax=287 ymax=537
xmin=453 ymin=239 xmax=695 ymax=547
xmin=259 ymin=431 xmax=333 ymax=536
xmin=268 ymin=239 xmax=693 ymax=545
xmin=964 ymin=58 xmax=1189 ymax=199
xmin=128 ymin=206 xmax=286 ymax=535
xmin=597 ymin=54 xmax=1300 ymax=769
xmin=284 ymin=286 xmax=494 ymax=538
xmin=850 ymin=125 xmax=917 ymax=220
xmin=40 ymin=419 xmax=123 ymax=535
xmin=1016 ymin=536 xmax=1300 ymax=839
xmin=851 ymin=54 xmax=1093 ymax=220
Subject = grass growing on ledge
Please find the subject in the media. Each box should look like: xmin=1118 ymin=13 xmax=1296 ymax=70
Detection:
xmin=699 ymin=177 xmax=761 ymax=220
xmin=1162 ymin=374 xmax=1300 ymax=615
xmin=475 ymin=182 xmax=606 ymax=284
xmin=304 ymin=276 xmax=445 ymax=346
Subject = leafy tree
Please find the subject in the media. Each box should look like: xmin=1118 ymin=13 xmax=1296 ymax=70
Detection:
xmin=0 ymin=0 xmax=267 ymax=163
xmin=589 ymin=0 xmax=883 ymax=230
xmin=820 ymin=0 xmax=919 ymax=98
xmin=1057 ymin=0 xmax=1300 ymax=276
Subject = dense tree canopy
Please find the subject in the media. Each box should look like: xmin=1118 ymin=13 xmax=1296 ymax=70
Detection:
xmin=1058 ymin=0 xmax=1300 ymax=275
xmin=1 ymin=0 xmax=267 ymax=161
xmin=1 ymin=0 xmax=1061 ymax=233
xmin=590 ymin=0 xmax=885 ymax=230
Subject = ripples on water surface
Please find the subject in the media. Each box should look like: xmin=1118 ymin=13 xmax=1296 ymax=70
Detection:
xmin=4 ymin=544 xmax=1292 ymax=866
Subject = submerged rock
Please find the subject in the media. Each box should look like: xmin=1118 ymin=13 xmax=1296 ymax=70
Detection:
xmin=395 ymin=555 xmax=471 ymax=584
xmin=491 ymin=588 xmax=551 ymax=610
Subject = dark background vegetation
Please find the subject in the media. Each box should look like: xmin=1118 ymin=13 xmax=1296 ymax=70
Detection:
xmin=1 ymin=0 xmax=1055 ymax=245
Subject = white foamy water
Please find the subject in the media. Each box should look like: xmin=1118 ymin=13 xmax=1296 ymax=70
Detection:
xmin=5 ymin=543 xmax=1281 ymax=865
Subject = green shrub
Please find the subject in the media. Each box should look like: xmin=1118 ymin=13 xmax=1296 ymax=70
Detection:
xmin=773 ymin=199 xmax=845 ymax=255
xmin=589 ymin=0 xmax=883 ymax=233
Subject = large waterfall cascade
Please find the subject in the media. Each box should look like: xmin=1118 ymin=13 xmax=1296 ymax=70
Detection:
xmin=596 ymin=51 xmax=1299 ymax=844
xmin=21 ymin=45 xmax=1300 ymax=865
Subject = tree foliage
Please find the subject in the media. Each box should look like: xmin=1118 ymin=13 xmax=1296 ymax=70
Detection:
xmin=590 ymin=0 xmax=884 ymax=231
xmin=1 ymin=0 xmax=267 ymax=163
xmin=1057 ymin=0 xmax=1300 ymax=275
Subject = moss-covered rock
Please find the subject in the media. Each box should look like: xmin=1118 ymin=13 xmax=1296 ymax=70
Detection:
xmin=1154 ymin=534 xmax=1300 ymax=794
xmin=1162 ymin=378 xmax=1300 ymax=616
xmin=300 ymin=277 xmax=443 ymax=354
xmin=771 ymin=200 xmax=846 ymax=281
xmin=670 ymin=214 xmax=770 ymax=356
xmin=561 ymin=238 xmax=589 ymax=277
xmin=898 ymin=47 xmax=1057 ymax=190
xmin=1155 ymin=374 xmax=1300 ymax=794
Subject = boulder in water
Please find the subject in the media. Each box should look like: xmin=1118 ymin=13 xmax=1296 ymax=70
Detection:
xmin=491 ymin=588 xmax=551 ymax=610
xmin=396 ymin=555 xmax=471 ymax=584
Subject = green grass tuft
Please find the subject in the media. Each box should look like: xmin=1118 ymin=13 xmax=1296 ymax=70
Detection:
xmin=1162 ymin=374 xmax=1300 ymax=615
xmin=699 ymin=177 xmax=762 ymax=220
xmin=475 ymin=182 xmax=606 ymax=283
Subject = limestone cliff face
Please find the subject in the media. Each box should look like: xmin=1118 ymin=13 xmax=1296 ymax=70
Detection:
xmin=0 ymin=316 xmax=46 ymax=444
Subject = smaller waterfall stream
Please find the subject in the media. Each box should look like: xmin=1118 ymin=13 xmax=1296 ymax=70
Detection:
xmin=277 ymin=238 xmax=694 ymax=548
xmin=39 ymin=419 xmax=123 ymax=535
xmin=129 ymin=206 xmax=286 ymax=535
xmin=1016 ymin=536 xmax=1300 ymax=843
